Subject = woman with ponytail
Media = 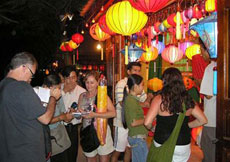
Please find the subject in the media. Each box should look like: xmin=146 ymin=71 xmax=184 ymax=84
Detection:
xmin=123 ymin=74 xmax=148 ymax=162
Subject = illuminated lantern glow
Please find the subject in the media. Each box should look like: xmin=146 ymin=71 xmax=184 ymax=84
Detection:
xmin=121 ymin=43 xmax=145 ymax=62
xmin=205 ymin=0 xmax=217 ymax=13
xmin=185 ymin=44 xmax=201 ymax=60
xmin=179 ymin=41 xmax=194 ymax=54
xmin=95 ymin=23 xmax=111 ymax=41
xmin=68 ymin=40 xmax=79 ymax=49
xmin=193 ymin=4 xmax=203 ymax=19
xmin=147 ymin=78 xmax=163 ymax=92
xmin=106 ymin=1 xmax=148 ymax=36
xmin=167 ymin=13 xmax=176 ymax=27
xmin=128 ymin=0 xmax=169 ymax=13
xmin=98 ymin=15 xmax=116 ymax=35
xmin=183 ymin=76 xmax=194 ymax=90
xmin=140 ymin=47 xmax=158 ymax=62
xmin=151 ymin=40 xmax=165 ymax=54
xmin=185 ymin=6 xmax=193 ymax=19
xmin=181 ymin=11 xmax=189 ymax=23
xmin=89 ymin=24 xmax=98 ymax=40
xmin=163 ymin=19 xmax=172 ymax=28
xmin=154 ymin=22 xmax=161 ymax=33
xmin=161 ymin=45 xmax=183 ymax=64
xmin=64 ymin=42 xmax=73 ymax=52
xmin=60 ymin=42 xmax=67 ymax=52
xmin=72 ymin=33 xmax=84 ymax=44
xmin=185 ymin=44 xmax=208 ymax=80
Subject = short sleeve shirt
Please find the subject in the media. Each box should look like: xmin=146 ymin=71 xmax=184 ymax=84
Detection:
xmin=114 ymin=77 xmax=147 ymax=127
xmin=124 ymin=94 xmax=148 ymax=137
xmin=0 ymin=78 xmax=46 ymax=162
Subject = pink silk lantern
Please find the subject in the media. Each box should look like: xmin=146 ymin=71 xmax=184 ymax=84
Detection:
xmin=185 ymin=6 xmax=193 ymax=19
xmin=99 ymin=15 xmax=115 ymax=35
xmin=179 ymin=41 xmax=194 ymax=54
xmin=161 ymin=45 xmax=183 ymax=64
xmin=128 ymin=0 xmax=169 ymax=13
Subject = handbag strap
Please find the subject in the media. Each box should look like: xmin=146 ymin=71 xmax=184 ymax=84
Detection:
xmin=164 ymin=103 xmax=186 ymax=146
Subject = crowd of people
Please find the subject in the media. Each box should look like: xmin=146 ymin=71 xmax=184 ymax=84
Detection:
xmin=0 ymin=51 xmax=214 ymax=162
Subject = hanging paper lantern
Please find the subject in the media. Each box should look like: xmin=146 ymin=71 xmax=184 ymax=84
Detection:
xmin=159 ymin=23 xmax=167 ymax=32
xmin=183 ymin=76 xmax=194 ymax=90
xmin=98 ymin=15 xmax=115 ymax=35
xmin=95 ymin=23 xmax=111 ymax=41
xmin=147 ymin=78 xmax=163 ymax=92
xmin=60 ymin=42 xmax=67 ymax=52
xmin=179 ymin=41 xmax=194 ymax=54
xmin=185 ymin=44 xmax=208 ymax=80
xmin=106 ymin=1 xmax=148 ymax=36
xmin=154 ymin=22 xmax=161 ymax=33
xmin=128 ymin=0 xmax=168 ymax=13
xmin=205 ymin=0 xmax=217 ymax=13
xmin=89 ymin=24 xmax=98 ymax=40
xmin=185 ymin=6 xmax=193 ymax=19
xmin=185 ymin=44 xmax=201 ymax=60
xmin=161 ymin=45 xmax=183 ymax=64
xmin=163 ymin=19 xmax=172 ymax=28
xmin=193 ymin=4 xmax=203 ymax=19
xmin=151 ymin=40 xmax=165 ymax=54
xmin=68 ymin=40 xmax=78 ymax=49
xmin=181 ymin=10 xmax=189 ymax=23
xmin=190 ymin=12 xmax=217 ymax=58
xmin=121 ymin=43 xmax=145 ymax=62
xmin=65 ymin=42 xmax=73 ymax=52
xmin=140 ymin=47 xmax=158 ymax=62
xmin=167 ymin=13 xmax=176 ymax=27
xmin=72 ymin=33 xmax=84 ymax=44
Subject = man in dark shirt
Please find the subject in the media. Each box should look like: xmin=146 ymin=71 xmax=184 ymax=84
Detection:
xmin=0 ymin=52 xmax=61 ymax=162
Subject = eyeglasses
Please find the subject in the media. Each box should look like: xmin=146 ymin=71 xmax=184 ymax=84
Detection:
xmin=24 ymin=65 xmax=35 ymax=78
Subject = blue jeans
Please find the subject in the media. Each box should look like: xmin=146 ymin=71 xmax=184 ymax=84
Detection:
xmin=128 ymin=136 xmax=148 ymax=162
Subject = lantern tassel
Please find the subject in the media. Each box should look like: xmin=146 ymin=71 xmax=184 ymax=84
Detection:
xmin=176 ymin=11 xmax=182 ymax=40
xmin=77 ymin=49 xmax=79 ymax=60
xmin=101 ymin=47 xmax=103 ymax=60
xmin=125 ymin=45 xmax=128 ymax=65
xmin=112 ymin=44 xmax=115 ymax=58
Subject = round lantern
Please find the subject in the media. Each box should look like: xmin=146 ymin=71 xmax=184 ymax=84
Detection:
xmin=90 ymin=24 xmax=99 ymax=40
xmin=72 ymin=33 xmax=84 ymax=44
xmin=140 ymin=47 xmax=158 ymax=62
xmin=167 ymin=13 xmax=176 ymax=27
xmin=98 ymin=15 xmax=115 ymax=35
xmin=68 ymin=40 xmax=78 ymax=49
xmin=193 ymin=4 xmax=203 ymax=19
xmin=128 ymin=0 xmax=168 ymax=13
xmin=95 ymin=23 xmax=110 ymax=41
xmin=154 ymin=22 xmax=161 ymax=33
xmin=147 ymin=78 xmax=163 ymax=92
xmin=183 ymin=76 xmax=194 ymax=90
xmin=161 ymin=45 xmax=183 ymax=64
xmin=151 ymin=40 xmax=165 ymax=54
xmin=65 ymin=42 xmax=73 ymax=52
xmin=181 ymin=10 xmax=189 ymax=23
xmin=185 ymin=6 xmax=193 ymax=19
xmin=205 ymin=0 xmax=217 ymax=13
xmin=106 ymin=1 xmax=148 ymax=36
xmin=60 ymin=42 xmax=67 ymax=52
xmin=179 ymin=41 xmax=194 ymax=54
xmin=163 ymin=19 xmax=172 ymax=28
xmin=185 ymin=44 xmax=201 ymax=60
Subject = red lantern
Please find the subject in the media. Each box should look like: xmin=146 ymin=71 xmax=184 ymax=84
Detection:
xmin=193 ymin=4 xmax=203 ymax=19
xmin=72 ymin=33 xmax=84 ymax=44
xmin=167 ymin=13 xmax=176 ymax=27
xmin=65 ymin=43 xmax=73 ymax=52
xmin=60 ymin=42 xmax=67 ymax=52
xmin=99 ymin=15 xmax=115 ymax=35
xmin=129 ymin=0 xmax=169 ymax=13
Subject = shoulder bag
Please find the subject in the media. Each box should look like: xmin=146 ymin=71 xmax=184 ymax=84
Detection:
xmin=147 ymin=103 xmax=186 ymax=162
xmin=50 ymin=123 xmax=71 ymax=156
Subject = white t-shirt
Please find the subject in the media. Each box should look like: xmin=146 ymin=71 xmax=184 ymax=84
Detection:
xmin=200 ymin=61 xmax=216 ymax=127
xmin=61 ymin=84 xmax=86 ymax=125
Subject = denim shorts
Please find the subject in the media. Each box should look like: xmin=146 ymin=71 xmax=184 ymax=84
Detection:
xmin=128 ymin=136 xmax=148 ymax=162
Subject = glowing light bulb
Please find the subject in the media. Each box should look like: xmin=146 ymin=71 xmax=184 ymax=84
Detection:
xmin=97 ymin=44 xmax=101 ymax=49
xmin=92 ymin=19 xmax=95 ymax=23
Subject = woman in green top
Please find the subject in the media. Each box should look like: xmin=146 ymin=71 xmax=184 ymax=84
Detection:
xmin=123 ymin=74 xmax=148 ymax=162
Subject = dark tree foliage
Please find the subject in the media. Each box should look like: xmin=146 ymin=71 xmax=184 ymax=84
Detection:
xmin=0 ymin=0 xmax=88 ymax=80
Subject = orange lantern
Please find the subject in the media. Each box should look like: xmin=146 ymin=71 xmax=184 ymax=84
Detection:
xmin=183 ymin=76 xmax=194 ymax=90
xmin=140 ymin=47 xmax=158 ymax=62
xmin=94 ymin=23 xmax=111 ymax=41
xmin=147 ymin=78 xmax=163 ymax=92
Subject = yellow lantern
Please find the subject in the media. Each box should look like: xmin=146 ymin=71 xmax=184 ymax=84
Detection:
xmin=68 ymin=40 xmax=79 ymax=49
xmin=147 ymin=78 xmax=163 ymax=92
xmin=205 ymin=0 xmax=216 ymax=13
xmin=163 ymin=19 xmax=172 ymax=29
xmin=106 ymin=1 xmax=148 ymax=36
xmin=140 ymin=47 xmax=158 ymax=62
xmin=95 ymin=23 xmax=111 ymax=41
xmin=185 ymin=44 xmax=201 ymax=60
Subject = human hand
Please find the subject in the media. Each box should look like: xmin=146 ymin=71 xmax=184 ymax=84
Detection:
xmin=50 ymin=87 xmax=61 ymax=100
xmin=64 ymin=112 xmax=74 ymax=122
